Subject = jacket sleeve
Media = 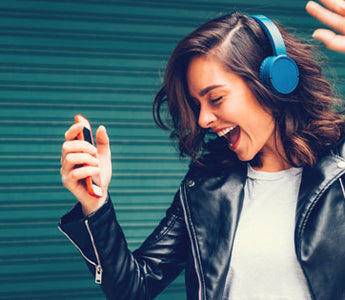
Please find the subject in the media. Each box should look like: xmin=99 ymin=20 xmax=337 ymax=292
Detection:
xmin=58 ymin=191 xmax=188 ymax=300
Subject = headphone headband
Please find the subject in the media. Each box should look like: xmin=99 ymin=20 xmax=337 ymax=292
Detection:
xmin=250 ymin=15 xmax=286 ymax=56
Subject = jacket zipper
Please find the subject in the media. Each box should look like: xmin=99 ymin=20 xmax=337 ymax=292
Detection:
xmin=84 ymin=219 xmax=103 ymax=284
xmin=339 ymin=177 xmax=345 ymax=201
xmin=58 ymin=221 xmax=103 ymax=285
xmin=179 ymin=184 xmax=206 ymax=300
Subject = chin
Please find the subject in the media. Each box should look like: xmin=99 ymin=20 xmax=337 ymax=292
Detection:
xmin=235 ymin=151 xmax=255 ymax=162
xmin=236 ymin=150 xmax=261 ymax=165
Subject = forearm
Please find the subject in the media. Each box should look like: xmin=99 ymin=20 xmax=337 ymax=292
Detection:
xmin=59 ymin=196 xmax=147 ymax=299
xmin=59 ymin=193 xmax=187 ymax=300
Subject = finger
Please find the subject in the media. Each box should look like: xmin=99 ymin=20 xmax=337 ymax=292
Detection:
xmin=61 ymin=152 xmax=99 ymax=173
xmin=70 ymin=166 xmax=101 ymax=181
xmin=318 ymin=0 xmax=345 ymax=16
xmin=64 ymin=122 xmax=84 ymax=141
xmin=95 ymin=125 xmax=111 ymax=156
xmin=61 ymin=140 xmax=97 ymax=163
xmin=306 ymin=1 xmax=345 ymax=34
xmin=313 ymin=28 xmax=345 ymax=53
xmin=63 ymin=166 xmax=101 ymax=187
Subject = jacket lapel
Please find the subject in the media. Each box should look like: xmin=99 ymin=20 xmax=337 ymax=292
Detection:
xmin=184 ymin=165 xmax=247 ymax=299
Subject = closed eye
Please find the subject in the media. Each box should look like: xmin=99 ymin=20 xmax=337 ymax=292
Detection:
xmin=210 ymin=96 xmax=223 ymax=104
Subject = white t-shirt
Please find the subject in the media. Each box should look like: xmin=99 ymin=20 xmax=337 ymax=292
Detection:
xmin=223 ymin=164 xmax=311 ymax=300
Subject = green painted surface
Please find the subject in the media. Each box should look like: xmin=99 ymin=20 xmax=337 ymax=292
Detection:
xmin=0 ymin=0 xmax=343 ymax=299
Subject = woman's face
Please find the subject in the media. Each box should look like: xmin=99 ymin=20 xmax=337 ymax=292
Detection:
xmin=187 ymin=55 xmax=280 ymax=164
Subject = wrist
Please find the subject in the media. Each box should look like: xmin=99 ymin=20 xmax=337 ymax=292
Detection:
xmin=81 ymin=193 xmax=108 ymax=216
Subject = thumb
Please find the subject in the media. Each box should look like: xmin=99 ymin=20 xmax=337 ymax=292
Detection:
xmin=95 ymin=125 xmax=110 ymax=153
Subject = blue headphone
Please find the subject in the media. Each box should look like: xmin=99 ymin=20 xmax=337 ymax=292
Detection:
xmin=251 ymin=15 xmax=299 ymax=95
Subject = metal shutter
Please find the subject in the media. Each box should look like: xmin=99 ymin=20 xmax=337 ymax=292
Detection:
xmin=0 ymin=1 xmax=341 ymax=299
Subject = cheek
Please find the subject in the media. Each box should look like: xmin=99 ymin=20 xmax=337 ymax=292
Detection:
xmin=242 ymin=111 xmax=275 ymax=143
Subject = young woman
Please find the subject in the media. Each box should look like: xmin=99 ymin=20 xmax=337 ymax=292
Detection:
xmin=59 ymin=1 xmax=345 ymax=299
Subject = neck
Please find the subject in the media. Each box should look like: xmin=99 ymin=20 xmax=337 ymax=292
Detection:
xmin=252 ymin=132 xmax=292 ymax=172
xmin=252 ymin=155 xmax=291 ymax=172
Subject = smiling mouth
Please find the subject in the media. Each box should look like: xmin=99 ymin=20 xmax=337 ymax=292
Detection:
xmin=217 ymin=126 xmax=236 ymax=137
xmin=217 ymin=126 xmax=241 ymax=150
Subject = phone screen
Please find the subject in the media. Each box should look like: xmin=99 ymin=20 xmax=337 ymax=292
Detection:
xmin=83 ymin=127 xmax=92 ymax=144
xmin=82 ymin=126 xmax=101 ymax=195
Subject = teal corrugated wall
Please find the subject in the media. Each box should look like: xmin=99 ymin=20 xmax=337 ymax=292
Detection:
xmin=0 ymin=0 xmax=343 ymax=299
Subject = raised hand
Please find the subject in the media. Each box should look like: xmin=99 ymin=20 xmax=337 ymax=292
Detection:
xmin=61 ymin=122 xmax=112 ymax=216
xmin=306 ymin=0 xmax=345 ymax=53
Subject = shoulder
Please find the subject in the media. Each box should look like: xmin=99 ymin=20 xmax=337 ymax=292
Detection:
xmin=187 ymin=153 xmax=241 ymax=176
xmin=188 ymin=137 xmax=242 ymax=172
xmin=327 ymin=135 xmax=345 ymax=158
xmin=183 ymin=152 xmax=246 ymax=191
xmin=181 ymin=137 xmax=248 ymax=187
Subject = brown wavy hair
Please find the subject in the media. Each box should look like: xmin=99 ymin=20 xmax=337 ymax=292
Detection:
xmin=153 ymin=12 xmax=345 ymax=167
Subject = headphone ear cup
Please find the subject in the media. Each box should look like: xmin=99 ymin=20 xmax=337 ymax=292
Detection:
xmin=259 ymin=56 xmax=274 ymax=88
xmin=259 ymin=55 xmax=299 ymax=95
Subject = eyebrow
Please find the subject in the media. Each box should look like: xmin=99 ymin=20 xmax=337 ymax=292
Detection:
xmin=199 ymin=84 xmax=225 ymax=97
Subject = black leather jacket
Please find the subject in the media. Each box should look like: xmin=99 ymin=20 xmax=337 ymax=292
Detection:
xmin=59 ymin=140 xmax=345 ymax=300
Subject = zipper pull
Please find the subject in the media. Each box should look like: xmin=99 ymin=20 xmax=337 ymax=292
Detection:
xmin=95 ymin=265 xmax=103 ymax=284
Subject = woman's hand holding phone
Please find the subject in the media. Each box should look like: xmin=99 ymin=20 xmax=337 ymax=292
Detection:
xmin=60 ymin=118 xmax=112 ymax=216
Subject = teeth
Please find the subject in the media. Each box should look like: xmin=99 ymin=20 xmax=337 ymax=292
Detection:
xmin=217 ymin=126 xmax=237 ymax=137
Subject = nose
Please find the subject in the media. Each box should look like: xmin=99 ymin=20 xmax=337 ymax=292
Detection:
xmin=198 ymin=105 xmax=216 ymax=128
